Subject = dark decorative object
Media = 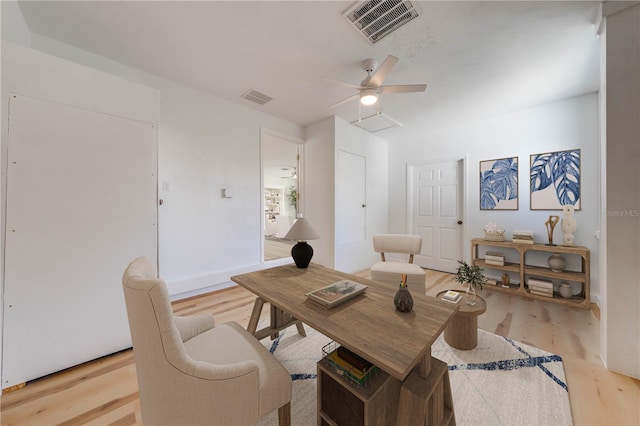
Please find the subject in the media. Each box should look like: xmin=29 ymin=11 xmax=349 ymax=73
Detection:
xmin=394 ymin=274 xmax=413 ymax=312
xmin=291 ymin=242 xmax=313 ymax=268
xmin=545 ymin=215 xmax=560 ymax=246
xmin=284 ymin=217 xmax=319 ymax=269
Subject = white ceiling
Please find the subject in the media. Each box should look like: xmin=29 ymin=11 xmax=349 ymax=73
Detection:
xmin=16 ymin=1 xmax=601 ymax=137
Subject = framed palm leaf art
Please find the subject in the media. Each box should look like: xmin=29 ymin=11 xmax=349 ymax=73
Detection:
xmin=480 ymin=157 xmax=518 ymax=210
xmin=530 ymin=149 xmax=580 ymax=210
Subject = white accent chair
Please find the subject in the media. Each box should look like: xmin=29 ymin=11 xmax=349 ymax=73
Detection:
xmin=122 ymin=257 xmax=292 ymax=426
xmin=370 ymin=234 xmax=426 ymax=294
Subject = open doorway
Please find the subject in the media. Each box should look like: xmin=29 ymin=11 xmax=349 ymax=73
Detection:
xmin=262 ymin=131 xmax=302 ymax=262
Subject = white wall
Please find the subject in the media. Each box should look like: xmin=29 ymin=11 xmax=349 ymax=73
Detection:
xmin=303 ymin=117 xmax=336 ymax=268
xmin=303 ymin=116 xmax=389 ymax=272
xmin=0 ymin=41 xmax=160 ymax=388
xmin=387 ymin=94 xmax=601 ymax=302
xmin=601 ymin=4 xmax=640 ymax=379
xmin=16 ymin=33 xmax=304 ymax=296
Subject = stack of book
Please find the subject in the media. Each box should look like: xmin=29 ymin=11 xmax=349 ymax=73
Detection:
xmin=327 ymin=346 xmax=377 ymax=385
xmin=441 ymin=290 xmax=462 ymax=303
xmin=485 ymin=251 xmax=505 ymax=266
xmin=512 ymin=230 xmax=534 ymax=244
xmin=528 ymin=278 xmax=553 ymax=297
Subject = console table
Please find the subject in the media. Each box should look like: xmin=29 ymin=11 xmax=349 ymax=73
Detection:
xmin=471 ymin=238 xmax=590 ymax=309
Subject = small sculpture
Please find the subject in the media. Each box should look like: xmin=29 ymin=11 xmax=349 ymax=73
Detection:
xmin=561 ymin=205 xmax=577 ymax=246
xmin=544 ymin=215 xmax=560 ymax=246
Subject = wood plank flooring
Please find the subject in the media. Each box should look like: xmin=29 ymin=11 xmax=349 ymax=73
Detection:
xmin=2 ymin=269 xmax=639 ymax=425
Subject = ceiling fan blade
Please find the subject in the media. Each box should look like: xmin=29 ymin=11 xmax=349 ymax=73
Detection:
xmin=329 ymin=93 xmax=359 ymax=108
xmin=380 ymin=84 xmax=427 ymax=94
xmin=367 ymin=55 xmax=399 ymax=87
xmin=321 ymin=76 xmax=363 ymax=91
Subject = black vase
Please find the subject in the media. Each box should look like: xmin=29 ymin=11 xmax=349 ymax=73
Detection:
xmin=291 ymin=241 xmax=313 ymax=268
xmin=394 ymin=285 xmax=413 ymax=313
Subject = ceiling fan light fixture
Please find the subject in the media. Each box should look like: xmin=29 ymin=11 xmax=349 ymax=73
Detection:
xmin=360 ymin=88 xmax=378 ymax=105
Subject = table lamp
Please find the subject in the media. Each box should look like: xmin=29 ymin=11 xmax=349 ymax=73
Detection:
xmin=284 ymin=217 xmax=320 ymax=268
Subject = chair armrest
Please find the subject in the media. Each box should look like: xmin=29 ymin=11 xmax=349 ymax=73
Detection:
xmin=174 ymin=313 xmax=216 ymax=342
xmin=188 ymin=359 xmax=260 ymax=381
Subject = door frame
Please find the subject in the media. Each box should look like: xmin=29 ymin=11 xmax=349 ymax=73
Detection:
xmin=406 ymin=155 xmax=469 ymax=268
xmin=260 ymin=128 xmax=305 ymax=266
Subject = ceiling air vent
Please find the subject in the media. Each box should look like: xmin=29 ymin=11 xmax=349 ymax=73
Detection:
xmin=344 ymin=0 xmax=422 ymax=44
xmin=241 ymin=89 xmax=273 ymax=105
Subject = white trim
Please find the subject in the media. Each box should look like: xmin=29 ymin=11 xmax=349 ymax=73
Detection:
xmin=259 ymin=128 xmax=304 ymax=265
xmin=166 ymin=256 xmax=293 ymax=297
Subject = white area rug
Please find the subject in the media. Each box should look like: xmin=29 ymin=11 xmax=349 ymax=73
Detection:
xmin=257 ymin=325 xmax=572 ymax=426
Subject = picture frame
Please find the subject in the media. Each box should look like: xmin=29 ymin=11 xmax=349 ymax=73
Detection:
xmin=305 ymin=280 xmax=367 ymax=309
xmin=479 ymin=156 xmax=518 ymax=210
xmin=530 ymin=149 xmax=581 ymax=210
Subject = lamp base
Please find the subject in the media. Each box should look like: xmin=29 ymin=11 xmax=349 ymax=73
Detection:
xmin=291 ymin=241 xmax=313 ymax=268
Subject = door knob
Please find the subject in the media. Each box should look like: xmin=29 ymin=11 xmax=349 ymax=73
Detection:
xmin=457 ymin=220 xmax=463 ymax=225
xmin=362 ymin=204 xmax=367 ymax=208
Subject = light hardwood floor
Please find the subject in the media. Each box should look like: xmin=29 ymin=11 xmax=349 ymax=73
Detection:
xmin=2 ymin=269 xmax=639 ymax=425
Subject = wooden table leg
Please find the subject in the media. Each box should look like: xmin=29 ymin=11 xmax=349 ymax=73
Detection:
xmin=396 ymin=351 xmax=455 ymax=426
xmin=247 ymin=297 xmax=264 ymax=335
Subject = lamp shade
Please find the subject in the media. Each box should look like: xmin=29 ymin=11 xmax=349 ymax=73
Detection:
xmin=284 ymin=217 xmax=319 ymax=242
xmin=284 ymin=218 xmax=319 ymax=268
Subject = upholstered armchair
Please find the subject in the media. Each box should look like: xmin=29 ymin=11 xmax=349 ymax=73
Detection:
xmin=370 ymin=234 xmax=426 ymax=293
xmin=122 ymin=257 xmax=292 ymax=426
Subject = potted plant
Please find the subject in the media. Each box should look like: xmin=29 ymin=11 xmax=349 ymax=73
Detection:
xmin=454 ymin=260 xmax=486 ymax=305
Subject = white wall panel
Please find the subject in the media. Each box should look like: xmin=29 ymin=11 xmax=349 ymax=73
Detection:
xmin=2 ymin=94 xmax=157 ymax=388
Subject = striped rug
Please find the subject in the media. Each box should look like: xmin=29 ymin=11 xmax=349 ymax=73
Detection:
xmin=257 ymin=325 xmax=572 ymax=425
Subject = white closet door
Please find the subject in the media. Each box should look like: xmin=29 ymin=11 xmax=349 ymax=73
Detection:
xmin=2 ymin=94 xmax=157 ymax=388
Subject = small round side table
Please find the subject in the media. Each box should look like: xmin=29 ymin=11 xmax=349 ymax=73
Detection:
xmin=436 ymin=289 xmax=487 ymax=350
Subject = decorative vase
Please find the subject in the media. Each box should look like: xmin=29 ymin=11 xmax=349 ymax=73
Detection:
xmin=558 ymin=282 xmax=572 ymax=298
xmin=394 ymin=285 xmax=413 ymax=312
xmin=465 ymin=283 xmax=477 ymax=306
xmin=548 ymin=253 xmax=566 ymax=272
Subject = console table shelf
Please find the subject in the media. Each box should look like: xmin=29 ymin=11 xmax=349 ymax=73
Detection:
xmin=471 ymin=238 xmax=591 ymax=309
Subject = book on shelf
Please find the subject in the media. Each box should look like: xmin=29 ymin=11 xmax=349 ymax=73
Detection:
xmin=530 ymin=289 xmax=554 ymax=298
xmin=512 ymin=239 xmax=535 ymax=245
xmin=512 ymin=230 xmax=534 ymax=244
xmin=326 ymin=348 xmax=377 ymax=385
xmin=485 ymin=259 xmax=505 ymax=266
xmin=485 ymin=254 xmax=505 ymax=261
xmin=485 ymin=278 xmax=499 ymax=286
xmin=528 ymin=278 xmax=553 ymax=287
xmin=305 ymin=280 xmax=368 ymax=309
xmin=528 ymin=282 xmax=553 ymax=291
xmin=441 ymin=290 xmax=461 ymax=303
xmin=336 ymin=346 xmax=374 ymax=374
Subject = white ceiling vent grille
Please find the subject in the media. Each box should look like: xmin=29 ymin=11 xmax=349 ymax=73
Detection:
xmin=241 ymin=89 xmax=273 ymax=105
xmin=344 ymin=0 xmax=421 ymax=44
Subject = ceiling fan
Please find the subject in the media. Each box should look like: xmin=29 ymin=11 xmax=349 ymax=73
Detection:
xmin=280 ymin=167 xmax=297 ymax=179
xmin=323 ymin=55 xmax=427 ymax=109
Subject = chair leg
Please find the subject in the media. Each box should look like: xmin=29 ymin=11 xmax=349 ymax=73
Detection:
xmin=277 ymin=402 xmax=291 ymax=426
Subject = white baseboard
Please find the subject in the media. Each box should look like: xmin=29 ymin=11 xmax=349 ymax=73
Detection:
xmin=167 ymin=257 xmax=293 ymax=300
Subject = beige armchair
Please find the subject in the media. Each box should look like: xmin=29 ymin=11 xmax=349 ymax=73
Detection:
xmin=122 ymin=257 xmax=291 ymax=426
xmin=370 ymin=234 xmax=426 ymax=294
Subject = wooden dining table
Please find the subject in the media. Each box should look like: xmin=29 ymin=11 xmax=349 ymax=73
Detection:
xmin=231 ymin=263 xmax=459 ymax=425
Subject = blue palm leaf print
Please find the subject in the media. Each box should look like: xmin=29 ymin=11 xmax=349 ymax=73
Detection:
xmin=480 ymin=158 xmax=518 ymax=209
xmin=531 ymin=150 xmax=580 ymax=206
